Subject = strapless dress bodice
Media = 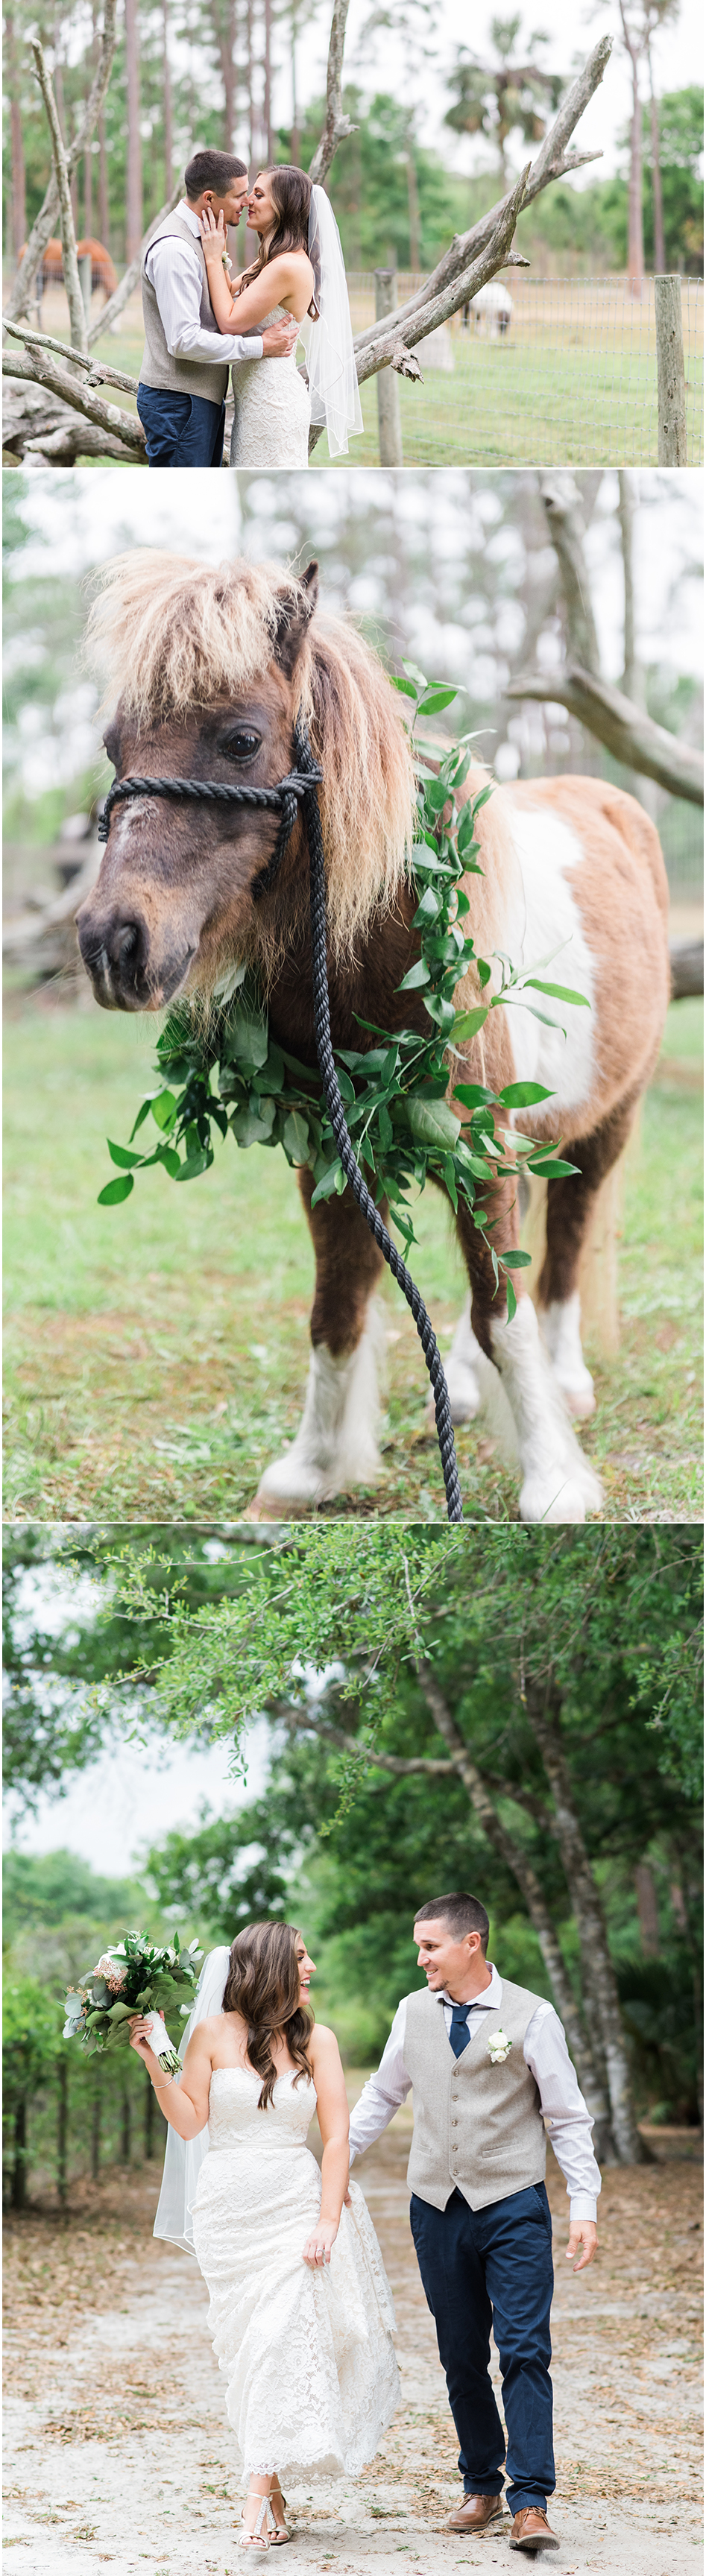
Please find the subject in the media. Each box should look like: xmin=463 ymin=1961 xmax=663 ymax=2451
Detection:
xmin=207 ymin=2063 xmax=315 ymax=2150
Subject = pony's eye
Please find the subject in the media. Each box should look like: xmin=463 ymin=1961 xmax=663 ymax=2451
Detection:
xmin=219 ymin=728 xmax=262 ymax=762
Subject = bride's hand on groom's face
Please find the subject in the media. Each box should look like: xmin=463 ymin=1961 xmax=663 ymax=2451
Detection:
xmin=199 ymin=205 xmax=226 ymax=263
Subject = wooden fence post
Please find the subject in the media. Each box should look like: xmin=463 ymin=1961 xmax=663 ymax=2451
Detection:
xmin=655 ymin=274 xmax=687 ymax=465
xmin=374 ymin=270 xmax=403 ymax=466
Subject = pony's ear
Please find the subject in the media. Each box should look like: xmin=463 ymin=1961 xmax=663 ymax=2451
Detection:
xmin=272 ymin=562 xmax=319 ymax=678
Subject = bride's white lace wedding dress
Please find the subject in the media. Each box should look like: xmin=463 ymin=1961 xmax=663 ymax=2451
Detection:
xmin=230 ymin=309 xmax=311 ymax=467
xmin=190 ymin=2065 xmax=400 ymax=2484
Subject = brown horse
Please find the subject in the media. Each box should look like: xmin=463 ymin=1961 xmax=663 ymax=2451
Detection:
xmin=77 ymin=551 xmax=670 ymax=1522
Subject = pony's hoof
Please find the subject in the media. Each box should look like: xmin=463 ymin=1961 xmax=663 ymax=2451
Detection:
xmin=438 ymin=1360 xmax=483 ymax=1424
xmin=254 ymin=1452 xmax=331 ymax=1509
xmin=559 ymin=1380 xmax=597 ymax=1421
xmin=520 ymin=1461 xmax=602 ymax=1523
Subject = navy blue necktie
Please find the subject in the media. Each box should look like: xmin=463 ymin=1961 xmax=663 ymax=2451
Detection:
xmin=449 ymin=2003 xmax=471 ymax=2058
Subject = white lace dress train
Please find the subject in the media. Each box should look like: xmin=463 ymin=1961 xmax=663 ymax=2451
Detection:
xmin=190 ymin=2065 xmax=400 ymax=2484
xmin=230 ymin=309 xmax=311 ymax=467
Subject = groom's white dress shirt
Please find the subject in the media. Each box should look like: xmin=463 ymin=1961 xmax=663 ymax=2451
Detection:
xmin=347 ymin=1965 xmax=601 ymax=2220
xmin=143 ymin=201 xmax=263 ymax=368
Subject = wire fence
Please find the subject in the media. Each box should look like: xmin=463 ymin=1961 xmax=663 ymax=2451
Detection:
xmin=344 ymin=274 xmax=705 ymax=470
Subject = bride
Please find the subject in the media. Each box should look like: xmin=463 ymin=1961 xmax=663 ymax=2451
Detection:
xmin=198 ymin=163 xmax=364 ymax=466
xmin=129 ymin=1921 xmax=399 ymax=2551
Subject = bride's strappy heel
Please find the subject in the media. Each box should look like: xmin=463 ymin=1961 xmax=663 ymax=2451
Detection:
xmin=239 ymin=2487 xmax=291 ymax=2550
xmin=239 ymin=2492 xmax=271 ymax=2550
xmin=268 ymin=2485 xmax=291 ymax=2546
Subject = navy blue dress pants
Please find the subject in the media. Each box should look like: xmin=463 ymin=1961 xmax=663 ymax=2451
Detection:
xmin=136 ymin=384 xmax=225 ymax=468
xmin=409 ymin=2183 xmax=555 ymax=2516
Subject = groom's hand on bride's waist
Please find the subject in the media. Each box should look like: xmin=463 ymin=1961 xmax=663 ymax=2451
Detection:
xmin=565 ymin=2218 xmax=598 ymax=2272
xmin=261 ymin=316 xmax=300 ymax=359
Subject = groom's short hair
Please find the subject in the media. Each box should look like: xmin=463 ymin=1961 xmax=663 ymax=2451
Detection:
xmin=415 ymin=1892 xmax=490 ymax=1954
xmin=185 ymin=149 xmax=248 ymax=201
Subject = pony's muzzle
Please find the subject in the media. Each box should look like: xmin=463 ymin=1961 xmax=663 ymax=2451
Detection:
xmin=75 ymin=899 xmax=194 ymax=1012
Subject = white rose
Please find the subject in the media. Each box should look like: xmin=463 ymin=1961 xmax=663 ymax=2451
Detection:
xmin=487 ymin=2027 xmax=512 ymax=2063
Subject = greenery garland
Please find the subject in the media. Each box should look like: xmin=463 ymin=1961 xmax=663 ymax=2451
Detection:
xmin=98 ymin=667 xmax=587 ymax=1319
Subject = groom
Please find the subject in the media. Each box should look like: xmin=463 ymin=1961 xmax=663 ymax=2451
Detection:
xmin=347 ymin=1892 xmax=600 ymax=2554
xmin=137 ymin=147 xmax=298 ymax=468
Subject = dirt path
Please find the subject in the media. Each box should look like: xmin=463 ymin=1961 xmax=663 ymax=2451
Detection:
xmin=4 ymin=2118 xmax=702 ymax=2576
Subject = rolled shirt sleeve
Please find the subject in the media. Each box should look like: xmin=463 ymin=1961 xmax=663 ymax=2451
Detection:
xmin=145 ymin=237 xmax=263 ymax=367
xmin=348 ymin=2001 xmax=411 ymax=2164
xmin=523 ymin=2001 xmax=602 ymax=2220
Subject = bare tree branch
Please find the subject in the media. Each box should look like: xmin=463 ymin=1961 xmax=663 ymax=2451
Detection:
xmin=3 ymin=347 xmax=145 ymax=453
xmin=538 ymin=473 xmax=602 ymax=674
xmin=4 ymin=318 xmax=140 ymax=397
xmin=3 ymin=0 xmax=117 ymax=327
xmin=308 ymin=0 xmax=356 ymax=186
xmin=87 ymin=180 xmax=183 ymax=345
xmin=30 ymin=40 xmax=89 ymax=359
xmin=505 ymin=663 xmax=704 ymax=804
xmin=352 ymin=36 xmax=613 ymax=358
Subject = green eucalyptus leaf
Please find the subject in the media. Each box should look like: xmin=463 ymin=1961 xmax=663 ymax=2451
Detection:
xmin=151 ymin=1090 xmax=178 ymax=1133
xmin=417 ymin=685 xmax=459 ymax=714
xmin=406 ymin=1096 xmax=460 ymax=1150
xmin=505 ymin=1275 xmax=517 ymax=1322
xmin=499 ymin=1080 xmax=555 ymax=1108
xmin=413 ymin=887 xmax=442 ymax=925
xmin=98 ymin=1174 xmax=134 ymax=1206
xmin=450 ymin=1006 xmax=488 ymax=1043
xmin=397 ymin=960 xmax=431 ymax=992
xmin=107 ymin=1140 xmax=143 ymax=1169
xmin=283 ymin=1109 xmax=312 ymax=1164
xmin=523 ymin=980 xmax=590 ymax=1007
xmin=526 ymin=1156 xmax=580 ymax=1179
xmin=502 ymin=1248 xmax=533 ymax=1267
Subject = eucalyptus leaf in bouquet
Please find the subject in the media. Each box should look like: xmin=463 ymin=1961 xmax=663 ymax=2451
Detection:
xmin=63 ymin=1931 xmax=203 ymax=2068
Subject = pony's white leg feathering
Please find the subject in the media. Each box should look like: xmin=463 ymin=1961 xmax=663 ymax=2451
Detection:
xmin=442 ymin=1298 xmax=485 ymax=1424
xmin=538 ymin=1291 xmax=596 ymax=1419
xmin=489 ymin=1297 xmax=602 ymax=1524
xmin=254 ymin=1329 xmax=381 ymax=1508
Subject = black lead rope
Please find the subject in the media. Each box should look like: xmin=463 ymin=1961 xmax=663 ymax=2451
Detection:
xmin=98 ymin=727 xmax=463 ymax=1521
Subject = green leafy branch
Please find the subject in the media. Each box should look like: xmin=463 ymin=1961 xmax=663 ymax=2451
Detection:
xmin=98 ymin=669 xmax=589 ymax=1321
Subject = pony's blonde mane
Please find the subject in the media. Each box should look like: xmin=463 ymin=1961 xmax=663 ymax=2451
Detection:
xmin=87 ymin=552 xmax=416 ymax=956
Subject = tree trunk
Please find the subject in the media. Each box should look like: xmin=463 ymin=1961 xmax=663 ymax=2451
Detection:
xmin=91 ymin=2077 xmax=101 ymax=2181
xmin=405 ymin=130 xmax=421 ymax=270
xmin=263 ymin=0 xmax=273 ymax=164
xmin=524 ymin=1685 xmax=645 ymax=2162
xmin=622 ymin=14 xmax=644 ymax=297
xmin=57 ymin=2056 xmax=69 ymax=2209
xmin=163 ymin=0 xmax=174 ymax=191
xmin=121 ymin=2080 xmax=131 ymax=2166
xmin=647 ymin=50 xmax=666 ymax=276
xmin=417 ymin=1663 xmax=617 ymax=2161
xmin=12 ymin=2097 xmax=28 ymax=2210
xmin=125 ymin=0 xmax=143 ymax=262
xmin=5 ymin=16 xmax=27 ymax=262
xmin=98 ymin=110 xmax=110 ymax=249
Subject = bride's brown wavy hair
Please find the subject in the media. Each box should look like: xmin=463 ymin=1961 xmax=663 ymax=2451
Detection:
xmin=239 ymin=165 xmax=319 ymax=319
xmin=222 ymin=1920 xmax=314 ymax=2110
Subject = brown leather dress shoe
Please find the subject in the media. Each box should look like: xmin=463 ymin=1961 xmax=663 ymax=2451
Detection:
xmin=509 ymin=2505 xmax=559 ymax=2551
xmin=445 ymin=2493 xmax=505 ymax=2533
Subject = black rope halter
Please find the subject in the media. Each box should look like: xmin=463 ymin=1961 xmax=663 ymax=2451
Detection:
xmin=98 ymin=722 xmax=463 ymax=1521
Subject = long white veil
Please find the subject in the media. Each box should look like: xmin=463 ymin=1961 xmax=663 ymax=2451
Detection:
xmin=301 ymin=183 xmax=363 ymax=459
xmin=152 ymin=1945 xmax=230 ymax=2256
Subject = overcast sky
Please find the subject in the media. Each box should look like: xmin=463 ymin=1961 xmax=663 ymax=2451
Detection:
xmin=262 ymin=0 xmax=703 ymax=185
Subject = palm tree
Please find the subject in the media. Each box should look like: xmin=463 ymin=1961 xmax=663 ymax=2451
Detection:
xmin=445 ymin=14 xmax=564 ymax=190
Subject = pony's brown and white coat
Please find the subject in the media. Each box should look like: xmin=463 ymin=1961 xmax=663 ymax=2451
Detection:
xmin=78 ymin=552 xmax=670 ymax=1522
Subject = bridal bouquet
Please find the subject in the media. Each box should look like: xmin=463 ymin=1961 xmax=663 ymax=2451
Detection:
xmin=63 ymin=1930 xmax=203 ymax=2073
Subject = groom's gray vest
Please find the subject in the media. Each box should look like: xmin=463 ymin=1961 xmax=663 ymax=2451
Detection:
xmin=403 ymin=1980 xmax=547 ymax=2213
xmin=139 ymin=211 xmax=230 ymax=405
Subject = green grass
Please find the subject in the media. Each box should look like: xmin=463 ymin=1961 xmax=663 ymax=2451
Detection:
xmin=24 ymin=288 xmax=704 ymax=470
xmin=3 ymin=993 xmax=702 ymax=1524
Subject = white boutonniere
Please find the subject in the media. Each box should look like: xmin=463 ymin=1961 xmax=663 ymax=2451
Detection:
xmin=487 ymin=2027 xmax=511 ymax=2063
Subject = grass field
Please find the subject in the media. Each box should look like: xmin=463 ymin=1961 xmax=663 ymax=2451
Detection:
xmin=3 ymin=992 xmax=702 ymax=1524
xmin=16 ymin=274 xmax=703 ymax=469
